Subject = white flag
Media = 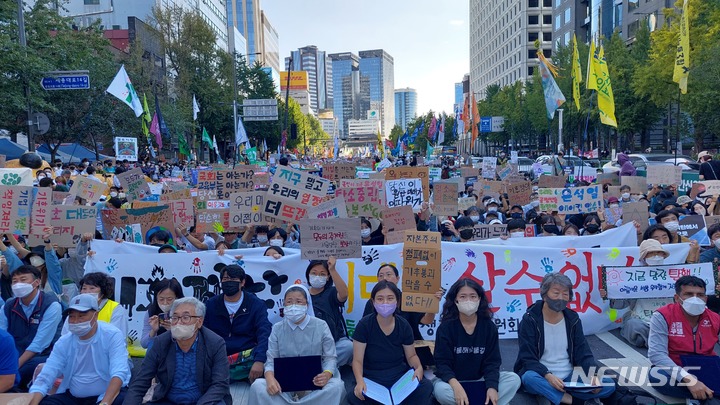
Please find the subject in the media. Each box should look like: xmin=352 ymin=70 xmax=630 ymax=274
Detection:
xmin=212 ymin=134 xmax=221 ymax=155
xmin=192 ymin=95 xmax=200 ymax=121
xmin=235 ymin=116 xmax=249 ymax=146
xmin=106 ymin=65 xmax=143 ymax=117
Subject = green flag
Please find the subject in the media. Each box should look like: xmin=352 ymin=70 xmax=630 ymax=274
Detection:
xmin=141 ymin=93 xmax=151 ymax=136
xmin=178 ymin=132 xmax=190 ymax=156
xmin=202 ymin=127 xmax=212 ymax=146
xmin=246 ymin=147 xmax=258 ymax=164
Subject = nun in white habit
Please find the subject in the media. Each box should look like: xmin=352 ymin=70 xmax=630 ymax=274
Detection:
xmin=248 ymin=284 xmax=346 ymax=404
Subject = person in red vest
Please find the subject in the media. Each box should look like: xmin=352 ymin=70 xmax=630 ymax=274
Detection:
xmin=648 ymin=276 xmax=720 ymax=402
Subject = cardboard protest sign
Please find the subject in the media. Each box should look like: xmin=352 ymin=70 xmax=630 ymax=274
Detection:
xmin=621 ymin=202 xmax=649 ymax=233
xmin=481 ymin=157 xmax=497 ymax=179
xmin=432 ymin=182 xmax=459 ymax=216
xmin=195 ymin=209 xmax=231 ymax=234
xmin=506 ymin=180 xmax=532 ymax=206
xmin=101 ymin=205 xmax=175 ymax=243
xmin=299 ymin=218 xmax=362 ymax=260
xmin=538 ymin=175 xmax=566 ymax=188
xmin=401 ymin=231 xmax=441 ymax=313
xmin=472 ymin=224 xmax=507 ymax=240
xmin=460 ymin=167 xmax=479 ymax=178
xmin=30 ymin=188 xmax=52 ymax=234
xmin=679 ymin=172 xmax=699 ymax=196
xmin=538 ymin=185 xmax=602 ymax=214
xmin=27 ymin=206 xmax=97 ymax=247
xmin=132 ymin=201 xmax=159 ymax=209
xmin=497 ymin=165 xmax=513 ymax=181
xmin=620 ymin=176 xmax=647 ymax=194
xmin=695 ymin=181 xmax=720 ymax=198
xmin=603 ymin=263 xmax=716 ymax=299
xmin=0 ymin=168 xmax=33 ymax=186
xmin=322 ymin=164 xmax=356 ymax=181
xmin=196 ymin=168 xmax=259 ymax=200
xmin=382 ymin=205 xmax=416 ymax=245
xmin=476 ymin=180 xmax=504 ymax=199
xmin=0 ymin=186 xmax=33 ymax=233
xmin=596 ymin=172 xmax=620 ymax=186
xmin=194 ymin=188 xmax=218 ymax=210
xmin=117 ymin=168 xmax=151 ymax=202
xmin=385 ymin=178 xmax=424 ymax=211
xmin=606 ymin=186 xmax=622 ymax=198
xmin=262 ymin=166 xmax=330 ymax=222
xmin=646 ymin=165 xmax=682 ymax=185
xmin=705 ymin=215 xmax=720 ymax=227
xmin=229 ymin=191 xmax=266 ymax=227
xmin=160 ymin=188 xmax=191 ymax=201
xmin=368 ymin=172 xmax=386 ymax=180
xmin=169 ymin=199 xmax=195 ymax=229
xmin=678 ymin=215 xmax=709 ymax=245
xmin=385 ymin=167 xmax=429 ymax=201
xmin=306 ymin=197 xmax=348 ymax=219
xmin=206 ymin=200 xmax=230 ymax=210
xmin=335 ymin=179 xmax=385 ymax=218
xmin=457 ymin=197 xmax=476 ymax=213
xmin=68 ymin=177 xmax=108 ymax=203
xmin=52 ymin=191 xmax=71 ymax=205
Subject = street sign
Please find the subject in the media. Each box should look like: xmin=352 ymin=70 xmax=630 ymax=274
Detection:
xmin=242 ymin=99 xmax=278 ymax=121
xmin=480 ymin=117 xmax=492 ymax=133
xmin=32 ymin=113 xmax=50 ymax=135
xmin=41 ymin=70 xmax=90 ymax=90
xmin=480 ymin=116 xmax=505 ymax=133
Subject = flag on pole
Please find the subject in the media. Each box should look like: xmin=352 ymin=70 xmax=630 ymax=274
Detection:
xmin=586 ymin=41 xmax=597 ymax=90
xmin=141 ymin=93 xmax=151 ymax=136
xmin=262 ymin=139 xmax=267 ymax=157
xmin=572 ymin=34 xmax=583 ymax=110
xmin=154 ymin=94 xmax=169 ymax=149
xmin=437 ymin=116 xmax=445 ymax=145
xmin=428 ymin=116 xmax=437 ymax=141
xmin=471 ymin=93 xmax=479 ymax=144
xmin=212 ymin=135 xmax=221 ymax=156
xmin=333 ymin=136 xmax=339 ymax=159
xmin=462 ymin=95 xmax=470 ymax=135
xmin=149 ymin=112 xmax=160 ymax=146
xmin=592 ymin=46 xmax=618 ymax=127
xmin=192 ymin=94 xmax=200 ymax=121
xmin=537 ymin=51 xmax=567 ymax=120
xmin=376 ymin=130 xmax=384 ymax=158
xmin=178 ymin=132 xmax=191 ymax=156
xmin=202 ymin=127 xmax=213 ymax=148
xmin=455 ymin=104 xmax=464 ymax=135
xmin=235 ymin=116 xmax=249 ymax=146
xmin=673 ymin=0 xmax=690 ymax=94
xmin=106 ymin=65 xmax=143 ymax=117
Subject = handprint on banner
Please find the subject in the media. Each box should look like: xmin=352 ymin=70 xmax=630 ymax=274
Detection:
xmin=465 ymin=249 xmax=476 ymax=258
xmin=607 ymin=248 xmax=620 ymax=260
xmin=362 ymin=248 xmax=380 ymax=265
xmin=442 ymin=258 xmax=456 ymax=272
xmin=541 ymin=258 xmax=554 ymax=273
xmin=190 ymin=257 xmax=202 ymax=274
xmin=506 ymin=299 xmax=522 ymax=313
xmin=561 ymin=248 xmax=577 ymax=258
xmin=105 ymin=258 xmax=118 ymax=274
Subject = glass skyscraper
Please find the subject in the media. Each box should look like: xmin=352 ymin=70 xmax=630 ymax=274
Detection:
xmin=359 ymin=49 xmax=395 ymax=137
xmin=329 ymin=52 xmax=360 ymax=139
xmin=286 ymin=45 xmax=330 ymax=113
xmin=394 ymin=88 xmax=417 ymax=131
xmin=227 ymin=0 xmax=261 ymax=65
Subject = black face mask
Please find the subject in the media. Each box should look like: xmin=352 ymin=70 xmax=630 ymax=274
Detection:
xmin=511 ymin=212 xmax=523 ymax=219
xmin=585 ymin=224 xmax=600 ymax=234
xmin=546 ymin=297 xmax=568 ymax=312
xmin=459 ymin=229 xmax=475 ymax=240
xmin=222 ymin=281 xmax=241 ymax=296
xmin=543 ymin=225 xmax=558 ymax=234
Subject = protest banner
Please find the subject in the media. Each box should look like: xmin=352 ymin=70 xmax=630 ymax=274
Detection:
xmin=195 ymin=209 xmax=231 ymax=234
xmin=160 ymin=188 xmax=191 ymax=201
xmin=169 ymin=199 xmax=195 ymax=229
xmin=68 ymin=177 xmax=108 ymax=203
xmin=335 ymin=179 xmax=385 ymax=218
xmin=538 ymin=185 xmax=602 ymax=214
xmin=30 ymin=187 xmax=51 ymax=234
xmin=678 ymin=215 xmax=709 ymax=245
xmin=114 ymin=137 xmax=138 ymax=161
xmin=229 ymin=191 xmax=266 ymax=227
xmin=457 ymin=197 xmax=476 ymax=213
xmin=263 ymin=166 xmax=330 ymax=222
xmin=101 ymin=205 xmax=175 ymax=244
xmin=646 ymin=165 xmax=682 ymax=185
xmin=322 ymin=163 xmax=356 ymax=181
xmin=481 ymin=157 xmax=497 ymax=179
xmin=432 ymin=182 xmax=460 ymax=217
xmin=117 ymin=168 xmax=151 ymax=202
xmin=596 ymin=172 xmax=620 ymax=186
xmin=705 ymin=215 xmax=720 ymax=227
xmin=381 ymin=205 xmax=416 ymax=245
xmin=196 ymin=168 xmax=259 ymax=199
xmin=28 ymin=206 xmax=97 ymax=247
xmin=52 ymin=191 xmax=71 ymax=205
xmin=472 ymin=224 xmax=507 ymax=240
xmin=385 ymin=178 xmax=424 ymax=210
xmin=538 ymin=175 xmax=566 ymax=189
xmin=679 ymin=172 xmax=699 ymax=196
xmin=0 ymin=168 xmax=33 ymax=186
xmin=696 ymin=181 xmax=720 ymax=197
xmin=603 ymin=263 xmax=716 ymax=299
xmin=402 ymin=231 xmax=442 ymax=313
xmin=194 ymin=189 xmax=217 ymax=210
xmin=385 ymin=167 xmax=429 ymax=201
xmin=0 ymin=186 xmax=32 ymax=233
xmin=505 ymin=180 xmax=532 ymax=206
xmin=299 ymin=218 xmax=362 ymax=260
xmin=620 ymin=176 xmax=648 ymax=194
xmin=306 ymin=197 xmax=348 ymax=219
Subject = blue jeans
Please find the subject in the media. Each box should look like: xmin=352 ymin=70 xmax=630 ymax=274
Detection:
xmin=521 ymin=370 xmax=616 ymax=405
xmin=647 ymin=366 xmax=693 ymax=399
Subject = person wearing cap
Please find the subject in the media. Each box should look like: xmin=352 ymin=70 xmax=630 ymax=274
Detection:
xmin=60 ymin=272 xmax=127 ymax=341
xmin=28 ymin=293 xmax=130 ymax=405
xmin=521 ymin=192 xmax=541 ymax=215
xmin=0 ymin=265 xmax=62 ymax=389
xmin=124 ymin=297 xmax=231 ymax=405
xmin=158 ymin=244 xmax=178 ymax=254
xmin=508 ymin=205 xmax=525 ymax=221
xmin=599 ymin=240 xmax=674 ymax=347
xmin=203 ymin=265 xmax=271 ymax=401
xmin=698 ymin=151 xmax=720 ymax=180
xmin=675 ymin=195 xmax=693 ymax=213
xmin=483 ymin=199 xmax=505 ymax=223
xmin=439 ymin=219 xmax=460 ymax=242
xmin=454 ymin=216 xmax=476 ymax=243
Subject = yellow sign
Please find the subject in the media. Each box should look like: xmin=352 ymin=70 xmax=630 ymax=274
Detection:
xmin=280 ymin=71 xmax=309 ymax=91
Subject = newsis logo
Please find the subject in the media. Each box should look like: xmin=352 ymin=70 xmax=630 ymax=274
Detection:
xmin=568 ymin=366 xmax=702 ymax=387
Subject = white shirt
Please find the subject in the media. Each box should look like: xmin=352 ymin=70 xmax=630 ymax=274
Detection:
xmin=180 ymin=234 xmax=216 ymax=252
xmin=68 ymin=336 xmax=106 ymax=398
xmin=224 ymin=293 xmax=244 ymax=318
xmin=540 ymin=318 xmax=572 ymax=378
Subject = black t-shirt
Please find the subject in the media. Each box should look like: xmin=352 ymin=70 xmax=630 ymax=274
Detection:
xmin=700 ymin=161 xmax=720 ymax=180
xmin=362 ymin=299 xmax=424 ymax=340
xmin=311 ymin=286 xmax=346 ymax=341
xmin=353 ymin=314 xmax=413 ymax=384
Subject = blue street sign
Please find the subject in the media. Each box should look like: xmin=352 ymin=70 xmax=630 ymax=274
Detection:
xmin=480 ymin=117 xmax=492 ymax=133
xmin=41 ymin=74 xmax=90 ymax=90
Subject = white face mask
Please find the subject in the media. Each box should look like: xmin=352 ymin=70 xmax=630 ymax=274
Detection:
xmin=284 ymin=304 xmax=307 ymax=324
xmin=361 ymin=229 xmax=372 ymax=238
xmin=621 ymin=193 xmax=630 ymax=200
xmin=531 ymin=200 xmax=540 ymax=207
xmin=714 ymin=239 xmax=720 ymax=250
xmin=87 ymin=292 xmax=100 ymax=303
xmin=69 ymin=319 xmax=94 ymax=337
xmin=12 ymin=282 xmax=35 ymax=298
xmin=257 ymin=235 xmax=268 ymax=243
xmin=110 ymin=192 xmax=118 ymax=198
xmin=309 ymin=275 xmax=327 ymax=289
xmin=681 ymin=296 xmax=706 ymax=316
xmin=510 ymin=231 xmax=525 ymax=238
xmin=171 ymin=323 xmax=197 ymax=340
xmin=644 ymin=256 xmax=665 ymax=266
xmin=487 ymin=207 xmax=497 ymax=213
xmin=664 ymin=221 xmax=680 ymax=232
xmin=469 ymin=215 xmax=480 ymax=223
xmin=269 ymin=239 xmax=284 ymax=247
xmin=609 ymin=203 xmax=619 ymax=209
xmin=456 ymin=300 xmax=479 ymax=316
xmin=159 ymin=304 xmax=172 ymax=313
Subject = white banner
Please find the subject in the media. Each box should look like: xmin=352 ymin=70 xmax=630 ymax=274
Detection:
xmin=473 ymin=222 xmax=639 ymax=248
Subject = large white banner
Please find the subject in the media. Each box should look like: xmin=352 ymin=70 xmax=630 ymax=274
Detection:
xmin=85 ymin=232 xmax=690 ymax=350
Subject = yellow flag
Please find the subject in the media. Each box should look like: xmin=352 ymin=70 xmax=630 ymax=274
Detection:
xmin=572 ymin=34 xmax=582 ymax=110
xmin=673 ymin=0 xmax=690 ymax=94
xmin=592 ymin=46 xmax=618 ymax=127
xmin=141 ymin=93 xmax=151 ymax=136
xmin=377 ymin=130 xmax=384 ymax=158
xmin=586 ymin=41 xmax=597 ymax=90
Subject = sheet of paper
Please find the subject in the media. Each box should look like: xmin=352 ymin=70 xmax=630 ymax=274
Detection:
xmin=390 ymin=368 xmax=419 ymax=404
xmin=363 ymin=377 xmax=392 ymax=405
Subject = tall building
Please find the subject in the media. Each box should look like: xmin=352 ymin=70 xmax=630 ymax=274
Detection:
xmin=260 ymin=11 xmax=280 ymax=73
xmin=394 ymin=88 xmax=417 ymax=131
xmin=589 ymin=0 xmax=622 ymax=41
xmin=622 ymin=0 xmax=669 ymax=42
xmin=359 ymin=50 xmax=395 ymax=137
xmin=329 ymin=52 xmax=360 ymax=140
xmin=469 ymin=1 xmax=553 ymax=95
xmin=552 ymin=0 xmax=589 ymax=50
xmin=226 ymin=0 xmax=261 ymax=65
xmin=454 ymin=83 xmax=463 ymax=106
xmin=285 ymin=45 xmax=331 ymax=113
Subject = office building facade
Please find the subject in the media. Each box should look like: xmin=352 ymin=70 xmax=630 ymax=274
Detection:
xmin=329 ymin=52 xmax=360 ymax=140
xmin=394 ymin=88 xmax=417 ymax=131
xmin=358 ymin=49 xmax=395 ymax=137
xmin=552 ymin=0 xmax=589 ymax=50
xmin=260 ymin=11 xmax=280 ymax=72
xmin=286 ymin=45 xmax=331 ymax=114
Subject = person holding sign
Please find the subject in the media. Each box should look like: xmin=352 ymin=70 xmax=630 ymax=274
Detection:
xmin=348 ymin=281 xmax=432 ymax=405
xmin=433 ymin=278 xmax=521 ymax=405
xmin=655 ymin=210 xmax=700 ymax=263
xmin=248 ymin=285 xmax=345 ymax=404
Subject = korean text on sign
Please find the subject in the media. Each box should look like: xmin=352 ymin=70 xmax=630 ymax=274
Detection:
xmin=538 ymin=185 xmax=602 ymax=214
xmin=385 ymin=178 xmax=424 ymax=211
xmin=335 ymin=179 xmax=385 ymax=218
xmin=263 ymin=167 xmax=330 ymax=222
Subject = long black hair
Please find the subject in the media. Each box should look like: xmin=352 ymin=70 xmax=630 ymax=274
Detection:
xmin=147 ymin=278 xmax=184 ymax=317
xmin=440 ymin=278 xmax=492 ymax=322
xmin=305 ymin=260 xmax=334 ymax=289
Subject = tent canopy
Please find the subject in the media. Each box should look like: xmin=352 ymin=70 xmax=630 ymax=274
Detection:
xmin=0 ymin=138 xmax=75 ymax=162
xmin=37 ymin=143 xmax=112 ymax=162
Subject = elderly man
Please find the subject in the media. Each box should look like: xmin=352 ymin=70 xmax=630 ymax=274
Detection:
xmin=647 ymin=276 xmax=720 ymax=402
xmin=124 ymin=297 xmax=231 ymax=405
xmin=515 ymin=273 xmax=615 ymax=405
xmin=29 ymin=293 xmax=130 ymax=405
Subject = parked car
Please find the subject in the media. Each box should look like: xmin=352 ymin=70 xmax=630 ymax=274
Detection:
xmin=602 ymin=153 xmax=695 ymax=173
xmin=517 ymin=157 xmax=534 ymax=174
xmin=535 ymin=155 xmax=593 ymax=168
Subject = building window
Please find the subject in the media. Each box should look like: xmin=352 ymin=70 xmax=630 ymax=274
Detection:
xmin=528 ymin=66 xmax=535 ymax=76
xmin=528 ymin=50 xmax=537 ymax=59
xmin=564 ymin=31 xmax=570 ymax=45
xmin=528 ymin=0 xmax=539 ymax=7
xmin=544 ymin=49 xmax=552 ymax=58
xmin=543 ymin=14 xmax=552 ymax=24
xmin=543 ymin=32 xmax=552 ymax=41
xmin=528 ymin=32 xmax=539 ymax=42
xmin=543 ymin=0 xmax=552 ymax=7
xmin=528 ymin=15 xmax=539 ymax=25
xmin=555 ymin=0 xmax=562 ymax=6
xmin=564 ymin=7 xmax=571 ymax=24
xmin=84 ymin=0 xmax=100 ymax=3
xmin=555 ymin=15 xmax=561 ymax=30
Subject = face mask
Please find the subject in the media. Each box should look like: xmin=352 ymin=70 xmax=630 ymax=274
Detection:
xmin=511 ymin=212 xmax=523 ymax=219
xmin=37 ymin=175 xmax=46 ymax=180
xmin=585 ymin=224 xmax=600 ymax=233
xmin=645 ymin=256 xmax=665 ymax=266
xmin=681 ymin=296 xmax=707 ymax=316
xmin=11 ymin=282 xmax=34 ymax=298
xmin=664 ymin=221 xmax=680 ymax=232
xmin=543 ymin=225 xmax=558 ymax=234
xmin=609 ymin=203 xmax=619 ymax=209
xmin=222 ymin=280 xmax=241 ymax=296
xmin=309 ymin=275 xmax=327 ymax=289
xmin=621 ymin=193 xmax=630 ymax=200
xmin=117 ymin=193 xmax=126 ymax=199
xmin=171 ymin=323 xmax=197 ymax=340
xmin=457 ymin=300 xmax=479 ymax=316
xmin=714 ymin=239 xmax=720 ymax=250
xmin=110 ymin=192 xmax=118 ymax=198
xmin=459 ymin=229 xmax=475 ymax=240
xmin=487 ymin=207 xmax=497 ymax=213
xmin=284 ymin=304 xmax=307 ymax=323
xmin=361 ymin=229 xmax=372 ymax=238
xmin=257 ymin=235 xmax=268 ymax=243
xmin=469 ymin=215 xmax=480 ymax=223
xmin=531 ymin=200 xmax=540 ymax=207
xmin=88 ymin=292 xmax=100 ymax=302
xmin=374 ymin=302 xmax=397 ymax=317
xmin=269 ymin=239 xmax=284 ymax=247
xmin=69 ymin=320 xmax=94 ymax=336
xmin=545 ymin=297 xmax=568 ymax=312
xmin=510 ymin=231 xmax=525 ymax=238
xmin=159 ymin=304 xmax=172 ymax=313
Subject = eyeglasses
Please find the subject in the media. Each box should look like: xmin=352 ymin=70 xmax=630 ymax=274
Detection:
xmin=169 ymin=315 xmax=201 ymax=324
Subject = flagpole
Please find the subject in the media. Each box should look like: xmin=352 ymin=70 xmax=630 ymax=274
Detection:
xmin=675 ymin=87 xmax=681 ymax=162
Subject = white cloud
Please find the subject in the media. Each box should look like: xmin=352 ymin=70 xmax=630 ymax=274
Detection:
xmin=449 ymin=19 xmax=464 ymax=26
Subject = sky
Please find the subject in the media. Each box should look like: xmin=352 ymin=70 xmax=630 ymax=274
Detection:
xmin=261 ymin=0 xmax=469 ymax=115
